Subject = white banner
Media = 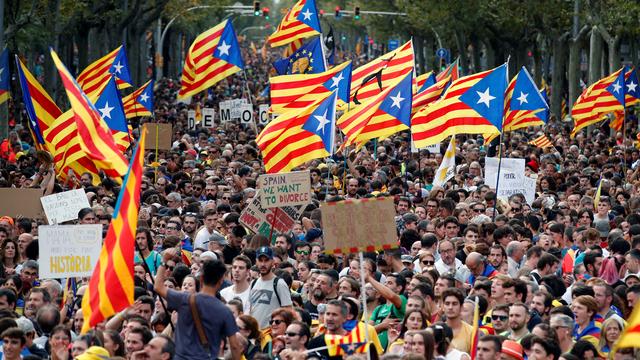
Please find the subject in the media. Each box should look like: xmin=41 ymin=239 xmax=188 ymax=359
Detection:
xmin=40 ymin=189 xmax=90 ymax=224
xmin=187 ymin=110 xmax=196 ymax=130
xmin=202 ymin=108 xmax=216 ymax=128
xmin=484 ymin=157 xmax=525 ymax=189
xmin=259 ymin=104 xmax=269 ymax=125
xmin=39 ymin=225 xmax=102 ymax=279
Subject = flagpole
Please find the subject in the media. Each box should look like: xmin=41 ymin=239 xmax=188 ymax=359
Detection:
xmin=242 ymin=69 xmax=259 ymax=134
xmin=358 ymin=251 xmax=371 ymax=360
xmin=622 ymin=106 xmax=628 ymax=183
xmin=492 ymin=59 xmax=509 ymax=221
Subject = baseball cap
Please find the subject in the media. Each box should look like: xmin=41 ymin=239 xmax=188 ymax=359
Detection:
xmin=15 ymin=317 xmax=34 ymax=334
xmin=75 ymin=346 xmax=110 ymax=360
xmin=200 ymin=251 xmax=219 ymax=261
xmin=256 ymin=246 xmax=274 ymax=260
xmin=401 ymin=255 xmax=414 ymax=264
xmin=204 ymin=232 xmax=228 ymax=246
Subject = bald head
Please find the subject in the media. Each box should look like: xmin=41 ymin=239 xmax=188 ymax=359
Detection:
xmin=506 ymin=241 xmax=524 ymax=262
xmin=466 ymin=252 xmax=483 ymax=267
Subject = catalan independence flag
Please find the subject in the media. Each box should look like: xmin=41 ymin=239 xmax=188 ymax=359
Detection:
xmin=257 ymin=92 xmax=336 ymax=173
xmin=16 ymin=57 xmax=100 ymax=184
xmin=610 ymin=67 xmax=639 ymax=131
xmin=81 ymin=129 xmax=146 ymax=333
xmin=51 ymin=48 xmax=129 ymax=180
xmin=502 ymin=67 xmax=549 ymax=132
xmin=338 ymin=72 xmax=413 ymax=147
xmin=412 ymin=73 xmax=451 ymax=115
xmin=178 ymin=20 xmax=244 ymax=99
xmin=415 ymin=71 xmax=436 ymax=93
xmin=122 ymin=80 xmax=154 ymax=119
xmin=268 ymin=0 xmax=321 ymax=48
xmin=411 ymin=64 xmax=507 ymax=148
xmin=571 ymin=68 xmax=625 ymax=137
xmin=95 ymin=76 xmax=131 ymax=152
xmin=76 ymin=45 xmax=132 ymax=97
xmin=269 ymin=61 xmax=352 ymax=114
xmin=0 ymin=48 xmax=10 ymax=105
xmin=272 ymin=37 xmax=326 ymax=75
xmin=325 ymin=322 xmax=370 ymax=356
xmin=528 ymin=134 xmax=554 ymax=149
xmin=613 ymin=294 xmax=640 ymax=352
xmin=348 ymin=40 xmax=414 ymax=107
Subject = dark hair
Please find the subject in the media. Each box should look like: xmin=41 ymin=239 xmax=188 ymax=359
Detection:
xmin=478 ymin=335 xmax=502 ymax=353
xmin=400 ymin=310 xmax=427 ymax=336
xmin=156 ymin=334 xmax=175 ymax=358
xmin=135 ymin=227 xmax=154 ymax=250
xmin=129 ymin=326 xmax=153 ymax=345
xmin=104 ymin=329 xmax=125 ymax=356
xmin=531 ymin=336 xmax=561 ymax=360
xmin=290 ymin=320 xmax=311 ymax=346
xmin=1 ymin=327 xmax=25 ymax=345
xmin=201 ymin=259 xmax=227 ymax=286
xmin=441 ymin=288 xmax=465 ymax=305
xmin=78 ymin=208 xmax=95 ymax=221
xmin=0 ymin=289 xmax=16 ymax=307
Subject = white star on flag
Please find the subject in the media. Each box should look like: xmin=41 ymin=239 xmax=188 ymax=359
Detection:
xmin=627 ymin=81 xmax=638 ymax=93
xmin=113 ymin=61 xmax=124 ymax=74
xmin=390 ymin=92 xmax=405 ymax=109
xmin=218 ymin=41 xmax=231 ymax=56
xmin=516 ymin=91 xmax=529 ymax=105
xmin=330 ymin=73 xmax=343 ymax=88
xmin=139 ymin=92 xmax=149 ymax=103
xmin=476 ymin=88 xmax=495 ymax=108
xmin=98 ymin=101 xmax=114 ymax=119
xmin=301 ymin=8 xmax=313 ymax=20
xmin=313 ymin=109 xmax=330 ymax=133
xmin=612 ymin=81 xmax=622 ymax=93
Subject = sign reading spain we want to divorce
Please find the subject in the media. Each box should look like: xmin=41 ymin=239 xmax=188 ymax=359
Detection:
xmin=38 ymin=225 xmax=102 ymax=279
xmin=258 ymin=170 xmax=311 ymax=208
xmin=239 ymin=190 xmax=306 ymax=242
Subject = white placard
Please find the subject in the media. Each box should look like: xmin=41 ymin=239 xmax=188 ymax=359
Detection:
xmin=259 ymin=104 xmax=269 ymax=125
xmin=496 ymin=175 xmax=537 ymax=205
xmin=259 ymin=170 xmax=311 ymax=208
xmin=411 ymin=138 xmax=440 ymax=154
xmin=484 ymin=157 xmax=525 ymax=189
xmin=40 ymin=189 xmax=91 ymax=224
xmin=239 ymin=104 xmax=254 ymax=125
xmin=187 ymin=110 xmax=196 ymax=130
xmin=202 ymin=108 xmax=216 ymax=128
xmin=219 ymin=101 xmax=231 ymax=122
xmin=38 ymin=225 xmax=102 ymax=279
xmin=230 ymin=99 xmax=243 ymax=119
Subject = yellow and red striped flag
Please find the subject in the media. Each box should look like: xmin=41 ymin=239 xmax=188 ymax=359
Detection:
xmin=470 ymin=297 xmax=480 ymax=360
xmin=81 ymin=129 xmax=147 ymax=333
xmin=338 ymin=72 xmax=413 ymax=147
xmin=257 ymin=91 xmax=336 ymax=173
xmin=268 ymin=0 xmax=321 ymax=47
xmin=528 ymin=134 xmax=554 ymax=149
xmin=16 ymin=57 xmax=101 ymax=184
xmin=348 ymin=40 xmax=414 ymax=108
xmin=269 ymin=61 xmax=352 ymax=114
xmin=411 ymin=73 xmax=451 ymax=115
xmin=415 ymin=71 xmax=435 ymax=93
xmin=283 ymin=39 xmax=304 ymax=57
xmin=76 ymin=45 xmax=132 ymax=97
xmin=571 ymin=68 xmax=625 ymax=137
xmin=122 ymin=80 xmax=154 ymax=119
xmin=178 ymin=20 xmax=244 ymax=99
xmin=50 ymin=49 xmax=129 ymax=181
xmin=325 ymin=322 xmax=369 ymax=356
xmin=411 ymin=64 xmax=507 ymax=148
xmin=610 ymin=67 xmax=639 ymax=131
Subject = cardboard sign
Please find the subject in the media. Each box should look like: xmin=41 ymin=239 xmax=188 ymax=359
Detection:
xmin=259 ymin=170 xmax=311 ymax=208
xmin=142 ymin=123 xmax=173 ymax=150
xmin=495 ymin=176 xmax=537 ymax=205
xmin=259 ymin=104 xmax=269 ymax=125
xmin=239 ymin=104 xmax=254 ymax=125
xmin=239 ymin=190 xmax=306 ymax=242
xmin=484 ymin=157 xmax=525 ymax=188
xmin=187 ymin=110 xmax=196 ymax=130
xmin=40 ymin=189 xmax=91 ymax=224
xmin=219 ymin=101 xmax=231 ymax=122
xmin=38 ymin=224 xmax=102 ymax=279
xmin=321 ymin=197 xmax=398 ymax=254
xmin=202 ymin=107 xmax=216 ymax=128
xmin=0 ymin=188 xmax=44 ymax=219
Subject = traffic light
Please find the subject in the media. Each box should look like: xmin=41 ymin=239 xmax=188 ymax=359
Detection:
xmin=439 ymin=58 xmax=446 ymax=71
xmin=262 ymin=7 xmax=270 ymax=19
xmin=354 ymin=6 xmax=361 ymax=20
xmin=335 ymin=6 xmax=341 ymax=18
xmin=253 ymin=1 xmax=260 ymax=16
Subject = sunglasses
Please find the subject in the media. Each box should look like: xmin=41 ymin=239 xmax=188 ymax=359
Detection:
xmin=473 ymin=208 xmax=485 ymax=212
xmin=491 ymin=315 xmax=508 ymax=321
xmin=285 ymin=332 xmax=300 ymax=337
xmin=296 ymin=250 xmax=310 ymax=255
xmin=422 ymin=260 xmax=434 ymax=265
xmin=270 ymin=319 xmax=284 ymax=325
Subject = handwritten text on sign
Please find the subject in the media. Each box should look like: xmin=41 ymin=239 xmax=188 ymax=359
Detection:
xmin=40 ymin=189 xmax=90 ymax=224
xmin=239 ymin=190 xmax=305 ymax=242
xmin=259 ymin=170 xmax=311 ymax=208
xmin=38 ymin=225 xmax=102 ymax=279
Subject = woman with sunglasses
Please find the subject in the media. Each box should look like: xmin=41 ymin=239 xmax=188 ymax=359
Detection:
xmin=263 ymin=308 xmax=295 ymax=355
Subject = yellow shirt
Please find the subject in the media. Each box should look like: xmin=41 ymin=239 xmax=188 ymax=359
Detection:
xmin=451 ymin=321 xmax=474 ymax=354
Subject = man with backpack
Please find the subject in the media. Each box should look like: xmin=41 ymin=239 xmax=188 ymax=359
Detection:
xmin=249 ymin=246 xmax=293 ymax=328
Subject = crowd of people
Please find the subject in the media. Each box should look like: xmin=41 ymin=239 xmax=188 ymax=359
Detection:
xmin=0 ymin=38 xmax=640 ymax=360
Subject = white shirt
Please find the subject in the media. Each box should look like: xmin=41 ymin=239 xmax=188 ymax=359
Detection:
xmin=435 ymin=258 xmax=462 ymax=276
xmin=220 ymin=284 xmax=251 ymax=314
xmin=193 ymin=227 xmax=223 ymax=250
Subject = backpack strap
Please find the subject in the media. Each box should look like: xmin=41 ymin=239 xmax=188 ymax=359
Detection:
xmin=189 ymin=293 xmax=211 ymax=356
xmin=272 ymin=277 xmax=282 ymax=306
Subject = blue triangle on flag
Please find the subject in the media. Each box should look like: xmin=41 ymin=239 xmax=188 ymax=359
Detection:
xmin=460 ymin=64 xmax=507 ymax=131
xmin=137 ymin=80 xmax=154 ymax=112
xmin=302 ymin=92 xmax=337 ymax=153
xmin=606 ymin=69 xmax=626 ymax=106
xmin=110 ymin=46 xmax=132 ymax=84
xmin=322 ymin=62 xmax=352 ymax=104
xmin=214 ymin=21 xmax=244 ymax=70
xmin=378 ymin=72 xmax=413 ymax=127
xmin=297 ymin=0 xmax=321 ymax=32
xmin=95 ymin=76 xmax=128 ymax=133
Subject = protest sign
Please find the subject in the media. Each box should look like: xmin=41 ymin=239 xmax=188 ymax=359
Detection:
xmin=202 ymin=107 xmax=216 ymax=128
xmin=38 ymin=224 xmax=102 ymax=279
xmin=230 ymin=99 xmax=244 ymax=119
xmin=259 ymin=104 xmax=269 ymax=125
xmin=484 ymin=157 xmax=525 ymax=188
xmin=142 ymin=123 xmax=172 ymax=150
xmin=40 ymin=189 xmax=91 ymax=224
xmin=494 ymin=175 xmax=537 ymax=205
xmin=219 ymin=101 xmax=231 ymax=122
xmin=411 ymin=138 xmax=440 ymax=154
xmin=0 ymin=188 xmax=44 ymax=219
xmin=259 ymin=170 xmax=311 ymax=208
xmin=187 ymin=110 xmax=196 ymax=130
xmin=239 ymin=190 xmax=306 ymax=242
xmin=239 ymin=104 xmax=254 ymax=125
xmin=321 ymin=197 xmax=398 ymax=254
